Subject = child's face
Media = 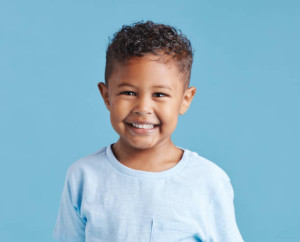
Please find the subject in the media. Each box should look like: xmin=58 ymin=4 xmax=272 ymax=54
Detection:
xmin=99 ymin=55 xmax=196 ymax=150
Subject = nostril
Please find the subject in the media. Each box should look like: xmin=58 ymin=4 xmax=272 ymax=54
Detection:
xmin=133 ymin=110 xmax=152 ymax=115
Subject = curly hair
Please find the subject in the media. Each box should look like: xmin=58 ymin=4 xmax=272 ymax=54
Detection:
xmin=105 ymin=21 xmax=193 ymax=86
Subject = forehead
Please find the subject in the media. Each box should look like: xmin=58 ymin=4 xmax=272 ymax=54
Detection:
xmin=108 ymin=55 xmax=185 ymax=89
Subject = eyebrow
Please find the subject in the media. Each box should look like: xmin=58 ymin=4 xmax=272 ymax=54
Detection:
xmin=152 ymin=85 xmax=172 ymax=91
xmin=117 ymin=83 xmax=136 ymax=88
xmin=117 ymin=83 xmax=172 ymax=91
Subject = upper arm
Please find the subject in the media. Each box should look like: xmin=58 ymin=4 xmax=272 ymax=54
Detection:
xmin=207 ymin=180 xmax=244 ymax=242
xmin=53 ymin=168 xmax=86 ymax=241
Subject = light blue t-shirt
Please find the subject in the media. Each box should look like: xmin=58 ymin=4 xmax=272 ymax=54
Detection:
xmin=53 ymin=145 xmax=244 ymax=242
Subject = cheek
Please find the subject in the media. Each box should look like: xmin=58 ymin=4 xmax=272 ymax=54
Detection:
xmin=110 ymin=101 xmax=128 ymax=119
xmin=110 ymin=109 xmax=126 ymax=134
xmin=157 ymin=102 xmax=180 ymax=123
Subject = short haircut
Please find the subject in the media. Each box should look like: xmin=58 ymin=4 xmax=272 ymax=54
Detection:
xmin=105 ymin=21 xmax=193 ymax=87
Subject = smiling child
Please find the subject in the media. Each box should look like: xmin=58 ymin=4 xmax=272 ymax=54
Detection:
xmin=53 ymin=21 xmax=244 ymax=242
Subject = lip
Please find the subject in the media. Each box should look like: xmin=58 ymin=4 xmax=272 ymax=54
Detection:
xmin=125 ymin=121 xmax=160 ymax=125
xmin=125 ymin=121 xmax=160 ymax=135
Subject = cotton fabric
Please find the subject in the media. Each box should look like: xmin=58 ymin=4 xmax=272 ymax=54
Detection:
xmin=53 ymin=145 xmax=244 ymax=242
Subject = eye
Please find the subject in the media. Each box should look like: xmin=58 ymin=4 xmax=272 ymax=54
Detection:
xmin=153 ymin=92 xmax=167 ymax=97
xmin=120 ymin=91 xmax=136 ymax=96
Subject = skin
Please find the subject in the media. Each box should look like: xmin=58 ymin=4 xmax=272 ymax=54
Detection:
xmin=98 ymin=54 xmax=196 ymax=172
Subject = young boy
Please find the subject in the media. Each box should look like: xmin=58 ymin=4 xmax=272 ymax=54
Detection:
xmin=53 ymin=21 xmax=244 ymax=242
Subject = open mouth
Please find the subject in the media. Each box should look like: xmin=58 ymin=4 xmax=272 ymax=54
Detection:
xmin=126 ymin=122 xmax=160 ymax=130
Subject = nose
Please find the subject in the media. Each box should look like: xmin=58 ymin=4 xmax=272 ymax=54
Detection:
xmin=132 ymin=94 xmax=152 ymax=115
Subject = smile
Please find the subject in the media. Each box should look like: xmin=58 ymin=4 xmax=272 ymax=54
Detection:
xmin=131 ymin=123 xmax=155 ymax=129
xmin=125 ymin=121 xmax=159 ymax=134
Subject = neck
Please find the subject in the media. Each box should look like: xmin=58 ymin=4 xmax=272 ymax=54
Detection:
xmin=111 ymin=139 xmax=183 ymax=172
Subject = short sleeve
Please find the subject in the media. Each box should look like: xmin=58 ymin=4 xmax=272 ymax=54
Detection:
xmin=207 ymin=179 xmax=244 ymax=242
xmin=53 ymin=168 xmax=86 ymax=242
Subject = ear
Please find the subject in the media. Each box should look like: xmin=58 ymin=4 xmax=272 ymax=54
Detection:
xmin=98 ymin=82 xmax=110 ymax=110
xmin=179 ymin=86 xmax=197 ymax=115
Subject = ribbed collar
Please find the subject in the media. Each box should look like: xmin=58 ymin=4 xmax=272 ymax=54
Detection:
xmin=105 ymin=144 xmax=191 ymax=179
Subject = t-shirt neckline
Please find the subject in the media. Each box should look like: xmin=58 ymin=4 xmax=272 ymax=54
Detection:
xmin=105 ymin=144 xmax=191 ymax=179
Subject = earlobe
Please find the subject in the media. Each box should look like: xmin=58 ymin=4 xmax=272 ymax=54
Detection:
xmin=98 ymin=82 xmax=110 ymax=110
xmin=179 ymin=87 xmax=197 ymax=115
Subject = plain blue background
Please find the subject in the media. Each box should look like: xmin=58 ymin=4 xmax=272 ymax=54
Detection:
xmin=1 ymin=0 xmax=299 ymax=241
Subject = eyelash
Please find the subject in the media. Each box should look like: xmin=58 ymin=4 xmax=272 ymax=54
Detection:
xmin=120 ymin=91 xmax=168 ymax=97
xmin=120 ymin=91 xmax=136 ymax=96
xmin=153 ymin=93 xmax=166 ymax=97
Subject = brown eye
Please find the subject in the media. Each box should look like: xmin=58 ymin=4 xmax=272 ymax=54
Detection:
xmin=121 ymin=91 xmax=136 ymax=96
xmin=153 ymin=93 xmax=166 ymax=97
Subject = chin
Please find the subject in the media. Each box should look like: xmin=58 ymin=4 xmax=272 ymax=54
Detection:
xmin=127 ymin=140 xmax=157 ymax=150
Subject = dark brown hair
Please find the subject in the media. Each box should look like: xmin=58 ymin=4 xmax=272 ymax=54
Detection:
xmin=105 ymin=21 xmax=193 ymax=86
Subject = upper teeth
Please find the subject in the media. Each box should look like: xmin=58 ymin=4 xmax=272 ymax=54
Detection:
xmin=132 ymin=123 xmax=154 ymax=129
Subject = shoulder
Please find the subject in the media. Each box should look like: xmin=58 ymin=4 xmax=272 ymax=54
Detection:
xmin=186 ymin=149 xmax=230 ymax=181
xmin=65 ymin=146 xmax=107 ymax=183
xmin=183 ymin=149 xmax=231 ymax=192
xmin=60 ymin=147 xmax=110 ymax=205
